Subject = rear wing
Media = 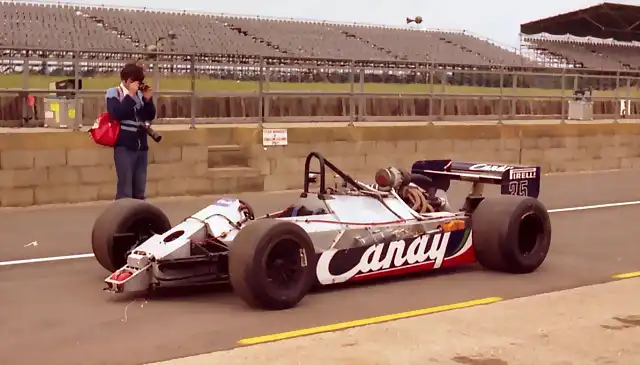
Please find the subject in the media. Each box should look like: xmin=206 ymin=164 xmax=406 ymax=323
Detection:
xmin=411 ymin=160 xmax=541 ymax=198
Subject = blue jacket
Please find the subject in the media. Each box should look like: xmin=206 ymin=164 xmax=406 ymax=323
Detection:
xmin=106 ymin=87 xmax=156 ymax=151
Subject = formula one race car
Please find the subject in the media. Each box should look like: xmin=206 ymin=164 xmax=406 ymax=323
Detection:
xmin=92 ymin=152 xmax=551 ymax=310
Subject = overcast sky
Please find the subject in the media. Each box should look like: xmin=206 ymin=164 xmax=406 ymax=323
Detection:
xmin=60 ymin=0 xmax=638 ymax=48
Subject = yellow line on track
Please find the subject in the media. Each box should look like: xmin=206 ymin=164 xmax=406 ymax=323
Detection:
xmin=237 ymin=296 xmax=503 ymax=345
xmin=612 ymin=271 xmax=640 ymax=279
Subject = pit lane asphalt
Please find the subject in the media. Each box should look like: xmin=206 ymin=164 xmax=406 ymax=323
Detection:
xmin=1 ymin=170 xmax=640 ymax=365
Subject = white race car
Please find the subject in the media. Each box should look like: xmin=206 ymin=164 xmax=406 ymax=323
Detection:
xmin=92 ymin=152 xmax=551 ymax=310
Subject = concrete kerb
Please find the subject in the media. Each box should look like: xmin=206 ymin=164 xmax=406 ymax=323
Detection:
xmin=147 ymin=277 xmax=640 ymax=365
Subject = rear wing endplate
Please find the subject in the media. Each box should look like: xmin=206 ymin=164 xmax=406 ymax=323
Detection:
xmin=411 ymin=160 xmax=541 ymax=198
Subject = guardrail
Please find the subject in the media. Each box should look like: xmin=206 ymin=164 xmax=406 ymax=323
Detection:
xmin=2 ymin=53 xmax=640 ymax=128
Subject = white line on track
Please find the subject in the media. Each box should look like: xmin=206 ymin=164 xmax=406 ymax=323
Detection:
xmin=547 ymin=200 xmax=640 ymax=213
xmin=2 ymin=200 xmax=640 ymax=268
xmin=0 ymin=253 xmax=95 ymax=267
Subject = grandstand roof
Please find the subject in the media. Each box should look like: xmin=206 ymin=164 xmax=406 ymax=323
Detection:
xmin=520 ymin=2 xmax=640 ymax=42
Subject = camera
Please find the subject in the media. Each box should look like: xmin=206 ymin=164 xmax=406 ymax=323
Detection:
xmin=139 ymin=82 xmax=150 ymax=92
xmin=140 ymin=123 xmax=162 ymax=143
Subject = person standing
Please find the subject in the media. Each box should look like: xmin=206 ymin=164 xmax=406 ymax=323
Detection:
xmin=106 ymin=62 xmax=155 ymax=200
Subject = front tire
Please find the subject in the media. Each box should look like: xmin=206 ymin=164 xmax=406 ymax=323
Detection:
xmin=471 ymin=195 xmax=551 ymax=273
xmin=92 ymin=199 xmax=171 ymax=272
xmin=229 ymin=219 xmax=316 ymax=310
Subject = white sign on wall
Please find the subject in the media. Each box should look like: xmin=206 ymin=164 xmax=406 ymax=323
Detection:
xmin=262 ymin=128 xmax=288 ymax=146
xmin=620 ymin=100 xmax=631 ymax=116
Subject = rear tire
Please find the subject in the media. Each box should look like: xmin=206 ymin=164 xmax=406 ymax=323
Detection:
xmin=471 ymin=195 xmax=551 ymax=273
xmin=92 ymin=199 xmax=171 ymax=272
xmin=229 ymin=219 xmax=316 ymax=310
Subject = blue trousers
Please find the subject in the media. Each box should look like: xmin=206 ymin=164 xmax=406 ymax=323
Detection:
xmin=114 ymin=146 xmax=148 ymax=200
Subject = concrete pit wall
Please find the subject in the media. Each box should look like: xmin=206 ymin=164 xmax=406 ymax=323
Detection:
xmin=0 ymin=122 xmax=639 ymax=207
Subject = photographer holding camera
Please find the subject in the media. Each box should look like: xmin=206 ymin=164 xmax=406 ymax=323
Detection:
xmin=106 ymin=62 xmax=157 ymax=200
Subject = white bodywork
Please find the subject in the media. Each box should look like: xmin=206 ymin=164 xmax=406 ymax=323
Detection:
xmin=104 ymin=182 xmax=463 ymax=294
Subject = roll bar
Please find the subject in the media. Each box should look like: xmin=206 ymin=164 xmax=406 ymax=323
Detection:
xmin=302 ymin=152 xmax=363 ymax=197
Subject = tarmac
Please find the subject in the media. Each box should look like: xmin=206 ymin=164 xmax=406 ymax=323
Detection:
xmin=150 ymin=278 xmax=640 ymax=365
xmin=0 ymin=169 xmax=639 ymax=365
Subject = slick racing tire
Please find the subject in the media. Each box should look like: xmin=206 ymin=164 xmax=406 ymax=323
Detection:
xmin=229 ymin=219 xmax=316 ymax=310
xmin=92 ymin=199 xmax=171 ymax=272
xmin=471 ymin=195 xmax=551 ymax=274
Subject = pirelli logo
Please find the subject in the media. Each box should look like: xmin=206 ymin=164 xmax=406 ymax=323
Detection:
xmin=509 ymin=167 xmax=537 ymax=180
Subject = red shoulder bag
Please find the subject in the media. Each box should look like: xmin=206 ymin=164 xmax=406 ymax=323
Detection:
xmin=89 ymin=88 xmax=122 ymax=147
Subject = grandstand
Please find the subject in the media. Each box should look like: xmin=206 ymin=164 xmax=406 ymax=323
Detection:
xmin=0 ymin=1 xmax=638 ymax=72
xmin=521 ymin=2 xmax=640 ymax=70
xmin=0 ymin=0 xmax=638 ymax=93
xmin=0 ymin=0 xmax=532 ymax=67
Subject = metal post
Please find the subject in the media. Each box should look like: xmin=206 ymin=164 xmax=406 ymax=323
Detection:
xmin=510 ymin=71 xmax=516 ymax=120
xmin=560 ymin=68 xmax=566 ymax=123
xmin=152 ymin=58 xmax=160 ymax=107
xmin=73 ymin=50 xmax=81 ymax=131
xmin=625 ymin=76 xmax=631 ymax=115
xmin=263 ymin=65 xmax=271 ymax=121
xmin=22 ymin=52 xmax=29 ymax=91
xmin=21 ymin=52 xmax=29 ymax=127
xmin=614 ymin=70 xmax=620 ymax=123
xmin=498 ymin=67 xmax=504 ymax=124
xmin=428 ymin=63 xmax=434 ymax=123
xmin=258 ymin=57 xmax=265 ymax=128
xmin=358 ymin=68 xmax=365 ymax=121
xmin=152 ymin=39 xmax=162 ymax=107
xmin=348 ymin=61 xmax=355 ymax=126
xmin=439 ymin=69 xmax=445 ymax=119
xmin=189 ymin=56 xmax=196 ymax=129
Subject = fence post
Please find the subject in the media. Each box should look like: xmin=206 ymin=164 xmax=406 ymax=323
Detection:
xmin=22 ymin=52 xmax=29 ymax=92
xmin=510 ymin=70 xmax=517 ymax=120
xmin=258 ymin=56 xmax=264 ymax=128
xmin=439 ymin=69 xmax=446 ymax=120
xmin=625 ymin=75 xmax=631 ymax=116
xmin=428 ymin=61 xmax=434 ymax=124
xmin=358 ymin=68 xmax=365 ymax=121
xmin=189 ymin=55 xmax=196 ymax=129
xmin=613 ymin=70 xmax=620 ymax=123
xmin=348 ymin=60 xmax=355 ymax=126
xmin=497 ymin=66 xmax=504 ymax=124
xmin=72 ymin=49 xmax=81 ymax=131
xmin=20 ymin=52 xmax=30 ymax=127
xmin=263 ymin=65 xmax=271 ymax=122
xmin=559 ymin=68 xmax=565 ymax=123
xmin=152 ymin=50 xmax=160 ymax=107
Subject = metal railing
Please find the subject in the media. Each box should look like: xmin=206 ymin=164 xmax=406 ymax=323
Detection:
xmin=2 ymin=51 xmax=640 ymax=128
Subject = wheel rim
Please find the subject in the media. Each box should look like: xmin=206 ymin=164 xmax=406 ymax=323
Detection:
xmin=264 ymin=238 xmax=305 ymax=291
xmin=518 ymin=212 xmax=544 ymax=256
xmin=112 ymin=218 xmax=156 ymax=269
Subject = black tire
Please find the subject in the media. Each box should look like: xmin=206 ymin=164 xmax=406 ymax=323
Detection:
xmin=229 ymin=219 xmax=316 ymax=310
xmin=92 ymin=199 xmax=172 ymax=272
xmin=471 ymin=195 xmax=551 ymax=274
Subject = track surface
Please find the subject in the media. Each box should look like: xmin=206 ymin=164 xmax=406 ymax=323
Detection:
xmin=1 ymin=170 xmax=640 ymax=365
